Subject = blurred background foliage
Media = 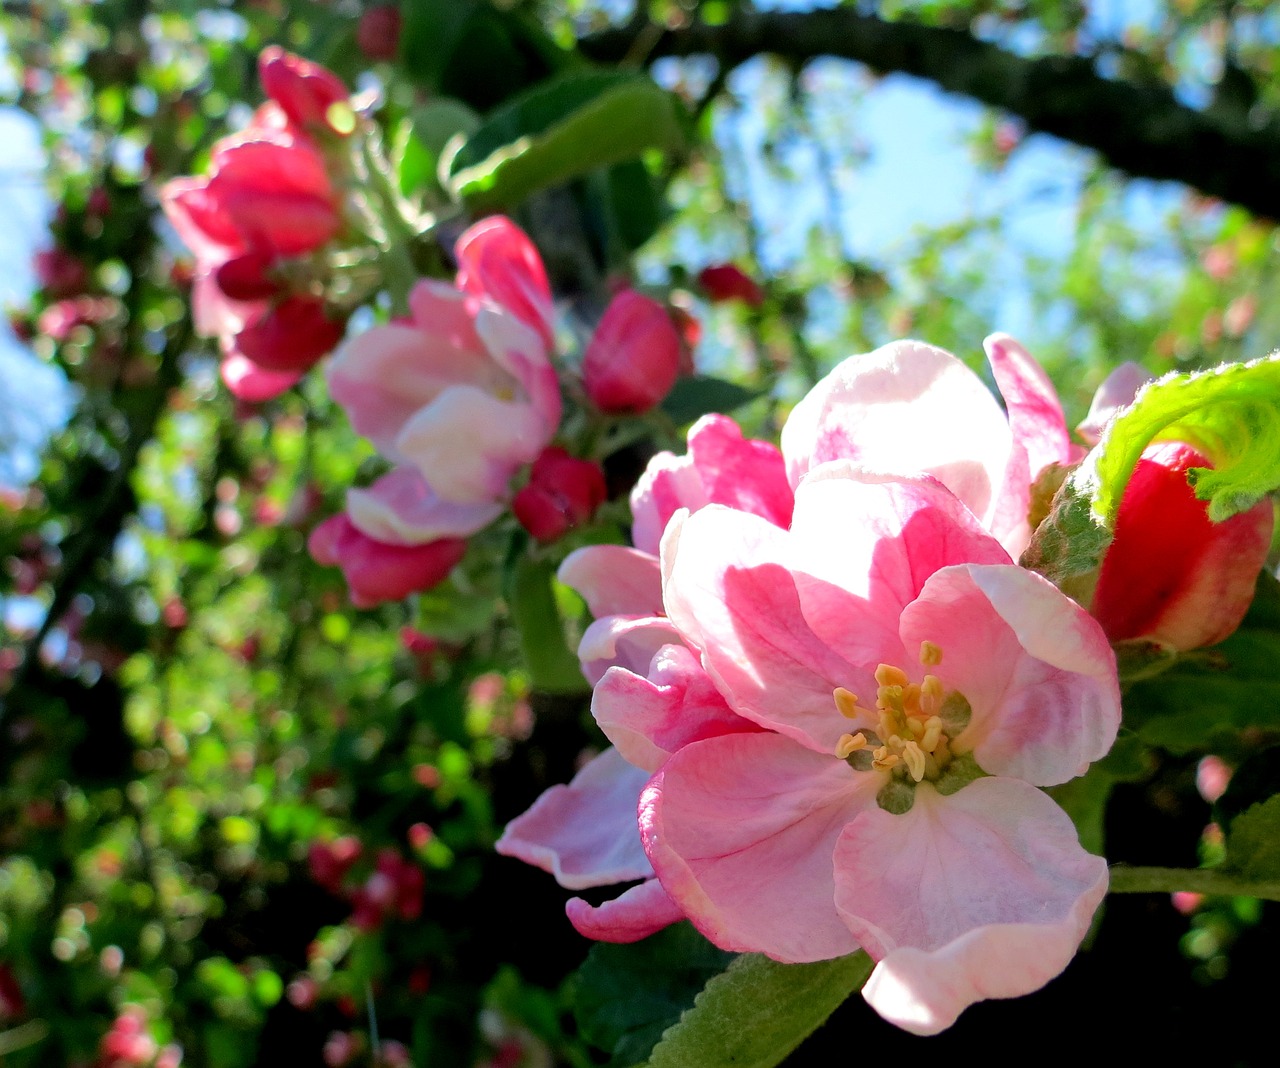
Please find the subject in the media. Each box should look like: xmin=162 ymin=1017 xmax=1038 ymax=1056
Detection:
xmin=1 ymin=0 xmax=1280 ymax=1064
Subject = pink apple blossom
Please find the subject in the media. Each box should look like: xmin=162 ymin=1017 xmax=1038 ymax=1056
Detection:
xmin=638 ymin=465 xmax=1119 ymax=1033
xmin=326 ymin=222 xmax=559 ymax=509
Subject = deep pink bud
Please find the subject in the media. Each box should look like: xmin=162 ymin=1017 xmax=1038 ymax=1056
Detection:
xmin=357 ymin=4 xmax=402 ymax=61
xmin=258 ymin=46 xmax=351 ymax=137
xmin=1090 ymin=441 xmax=1274 ymax=649
xmin=34 ymin=247 xmax=91 ymax=298
xmin=308 ymin=514 xmax=466 ymax=608
xmin=233 ymin=297 xmax=345 ymax=373
xmin=512 ymin=447 xmax=606 ymax=543
xmin=308 ymin=836 xmax=363 ymax=891
xmin=581 ymin=291 xmax=682 ymax=414
xmin=454 ymin=217 xmax=554 ymax=348
xmin=214 ymin=250 xmax=280 ymax=301
xmin=697 ymin=263 xmax=764 ymax=307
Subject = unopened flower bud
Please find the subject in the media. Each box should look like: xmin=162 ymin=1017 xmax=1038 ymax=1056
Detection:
xmin=582 ymin=290 xmax=681 ymax=414
xmin=1090 ymin=441 xmax=1274 ymax=649
xmin=258 ymin=46 xmax=351 ymax=137
xmin=357 ymin=4 xmax=402 ymax=61
xmin=234 ymin=297 xmax=346 ymax=373
xmin=512 ymin=447 xmax=606 ymax=543
xmin=697 ymin=263 xmax=764 ymax=307
xmin=215 ymin=250 xmax=280 ymax=301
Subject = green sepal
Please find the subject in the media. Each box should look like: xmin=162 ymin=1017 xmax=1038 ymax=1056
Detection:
xmin=643 ymin=950 xmax=874 ymax=1068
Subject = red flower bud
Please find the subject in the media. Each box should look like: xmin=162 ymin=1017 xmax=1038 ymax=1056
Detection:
xmin=214 ymin=250 xmax=280 ymax=301
xmin=233 ymin=297 xmax=346 ymax=373
xmin=512 ymin=447 xmax=606 ymax=543
xmin=581 ymin=291 xmax=681 ymax=414
xmin=1090 ymin=441 xmax=1274 ymax=649
xmin=697 ymin=263 xmax=765 ymax=307
xmin=258 ymin=46 xmax=351 ymax=137
xmin=357 ymin=4 xmax=402 ymax=61
xmin=34 ymin=247 xmax=91 ymax=298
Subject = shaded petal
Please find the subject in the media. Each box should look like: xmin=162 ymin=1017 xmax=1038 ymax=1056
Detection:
xmin=781 ymin=340 xmax=1014 ymax=528
xmin=984 ymin=333 xmax=1072 ymax=479
xmin=558 ymin=545 xmax=664 ymax=619
xmin=593 ymin=644 xmax=753 ymax=772
xmin=346 ymin=467 xmax=501 ymax=544
xmin=1077 ymin=361 xmax=1150 ymax=446
xmin=395 ymin=385 xmax=548 ymax=504
xmin=476 ymin=306 xmax=560 ymax=432
xmin=565 ymin=878 xmax=685 ymax=943
xmin=327 ymin=322 xmax=505 ymax=458
xmin=642 ymin=733 xmax=873 ymax=963
xmin=578 ymin=615 xmax=681 ymax=686
xmin=899 ymin=564 xmax=1120 ymax=786
xmin=833 ymin=779 xmax=1107 ymax=1035
xmin=631 ymin=415 xmax=793 ymax=556
xmin=495 ymin=748 xmax=653 ymax=890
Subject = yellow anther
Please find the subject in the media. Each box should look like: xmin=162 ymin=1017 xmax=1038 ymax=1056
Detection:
xmin=835 ymin=732 xmax=868 ymax=759
xmin=901 ymin=741 xmax=927 ymax=783
xmin=833 ymin=687 xmax=861 ymax=719
xmin=921 ymin=717 xmax=943 ymax=753
xmin=919 ymin=641 xmax=943 ymax=666
xmin=902 ymin=683 xmax=922 ymax=715
xmin=905 ymin=716 xmax=926 ymax=739
xmin=872 ymin=747 xmax=901 ymax=772
xmin=875 ymin=664 xmax=910 ymax=689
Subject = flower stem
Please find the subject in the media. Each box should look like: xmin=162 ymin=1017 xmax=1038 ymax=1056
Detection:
xmin=1108 ymin=865 xmax=1280 ymax=901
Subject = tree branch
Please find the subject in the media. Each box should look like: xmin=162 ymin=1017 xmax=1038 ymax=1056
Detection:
xmin=579 ymin=8 xmax=1280 ymax=219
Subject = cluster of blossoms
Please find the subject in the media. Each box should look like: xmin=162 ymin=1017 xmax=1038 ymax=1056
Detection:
xmin=308 ymin=215 xmax=689 ymax=605
xmin=499 ymin=335 xmax=1273 ymax=1034
xmin=161 ymin=48 xmax=355 ymax=401
xmin=308 ymin=836 xmax=426 ymax=931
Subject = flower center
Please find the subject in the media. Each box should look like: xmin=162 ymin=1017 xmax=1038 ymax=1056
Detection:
xmin=832 ymin=641 xmax=969 ymax=785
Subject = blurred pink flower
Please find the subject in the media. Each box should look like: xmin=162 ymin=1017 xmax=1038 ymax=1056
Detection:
xmin=258 ymin=45 xmax=351 ymax=138
xmin=161 ymin=51 xmax=350 ymax=399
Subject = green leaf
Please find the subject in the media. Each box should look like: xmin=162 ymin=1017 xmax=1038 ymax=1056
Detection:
xmin=644 ymin=950 xmax=873 ymax=1068
xmin=1093 ymin=353 xmax=1280 ymax=523
xmin=1121 ymin=573 xmax=1280 ymax=753
xmin=1018 ymin=454 xmax=1111 ymax=602
xmin=393 ymin=102 xmax=481 ymax=198
xmin=1048 ymin=731 xmax=1150 ymax=855
xmin=447 ymin=71 xmax=687 ymax=212
xmin=574 ymin=923 xmax=734 ymax=1067
xmin=1224 ymin=795 xmax=1280 ymax=880
xmin=661 ymin=376 xmax=763 ymax=426
xmin=399 ymin=0 xmax=483 ymax=90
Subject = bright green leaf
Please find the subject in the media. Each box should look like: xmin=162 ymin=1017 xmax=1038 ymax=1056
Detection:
xmin=1093 ymin=353 xmax=1280 ymax=523
xmin=448 ymin=71 xmax=687 ymax=211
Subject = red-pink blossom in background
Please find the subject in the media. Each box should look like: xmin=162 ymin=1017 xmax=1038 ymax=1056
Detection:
xmin=161 ymin=50 xmax=350 ymax=399
xmin=641 ymin=466 xmax=1118 ymax=1033
xmin=582 ymin=290 xmax=682 ymax=414
xmin=357 ymin=4 xmax=403 ymax=60
xmin=454 ymin=216 xmax=555 ymax=349
xmin=512 ymin=447 xmax=606 ymax=543
xmin=326 ymin=218 xmax=559 ymax=509
xmin=34 ymin=247 xmax=91 ymax=298
xmin=696 ymin=263 xmax=764 ymax=307
xmin=258 ymin=45 xmax=352 ymax=138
